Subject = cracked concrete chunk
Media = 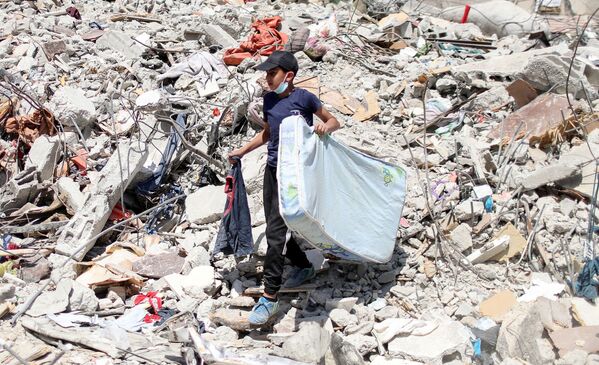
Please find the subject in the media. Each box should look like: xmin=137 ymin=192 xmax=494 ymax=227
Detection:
xmin=388 ymin=320 xmax=472 ymax=365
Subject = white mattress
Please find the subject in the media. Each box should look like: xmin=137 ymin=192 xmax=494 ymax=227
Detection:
xmin=278 ymin=116 xmax=407 ymax=263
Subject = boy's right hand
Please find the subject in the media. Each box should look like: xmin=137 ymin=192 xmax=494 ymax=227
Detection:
xmin=228 ymin=149 xmax=244 ymax=164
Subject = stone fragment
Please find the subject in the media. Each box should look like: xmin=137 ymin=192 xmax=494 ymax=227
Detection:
xmin=375 ymin=306 xmax=400 ymax=321
xmin=228 ymin=296 xmax=255 ymax=308
xmin=282 ymin=322 xmax=331 ymax=363
xmin=329 ymin=332 xmax=365 ymax=365
xmin=496 ymin=303 xmax=545 ymax=363
xmin=0 ymin=166 xmax=39 ymax=211
xmin=467 ymin=86 xmax=510 ymax=111
xmin=388 ymin=320 xmax=472 ymax=364
xmin=181 ymin=246 xmax=210 ymax=275
xmin=55 ymin=141 xmax=147 ymax=261
xmin=135 ymin=89 xmax=168 ymax=112
xmin=200 ymin=24 xmax=239 ymax=49
xmin=68 ymin=279 xmax=99 ymax=312
xmin=132 ymin=252 xmax=185 ymax=278
xmin=46 ymin=87 xmax=97 ymax=128
xmin=450 ymin=223 xmax=473 ymax=253
xmin=519 ymin=54 xmax=597 ymax=99
xmin=467 ymin=235 xmax=509 ymax=264
xmin=24 ymin=135 xmax=60 ymax=181
xmin=556 ymin=349 xmax=589 ymax=365
xmin=185 ymin=185 xmax=227 ymax=224
xmin=330 ymin=308 xmax=358 ymax=328
xmin=27 ymin=279 xmax=71 ymax=316
xmin=56 ymin=177 xmax=84 ymax=214
xmin=210 ymin=308 xmax=251 ymax=331
xmin=344 ymin=334 xmax=377 ymax=356
xmin=454 ymin=199 xmax=484 ymax=221
xmin=326 ymin=297 xmax=359 ymax=312
xmin=42 ymin=40 xmax=67 ymax=60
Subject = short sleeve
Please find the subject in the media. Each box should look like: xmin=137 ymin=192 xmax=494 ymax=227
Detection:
xmin=304 ymin=90 xmax=322 ymax=113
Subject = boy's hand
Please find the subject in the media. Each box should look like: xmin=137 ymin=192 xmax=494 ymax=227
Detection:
xmin=314 ymin=123 xmax=332 ymax=136
xmin=228 ymin=149 xmax=244 ymax=164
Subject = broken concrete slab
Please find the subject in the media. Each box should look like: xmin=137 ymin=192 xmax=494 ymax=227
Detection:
xmin=21 ymin=316 xmax=122 ymax=358
xmin=27 ymin=278 xmax=71 ymax=317
xmin=200 ymin=24 xmax=239 ymax=49
xmin=185 ymin=185 xmax=227 ymax=224
xmin=451 ymin=45 xmax=568 ymax=84
xmin=521 ymin=163 xmax=581 ymax=191
xmin=496 ymin=303 xmax=545 ymax=363
xmin=55 ymin=140 xmax=148 ymax=261
xmin=549 ymin=326 xmax=599 ymax=357
xmin=519 ymin=53 xmax=597 ymax=99
xmin=387 ymin=320 xmax=472 ymax=365
xmin=46 ymin=86 xmax=97 ymax=129
xmin=96 ymin=30 xmax=145 ymax=59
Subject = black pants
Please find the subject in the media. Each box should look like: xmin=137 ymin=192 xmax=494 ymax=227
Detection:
xmin=263 ymin=165 xmax=311 ymax=295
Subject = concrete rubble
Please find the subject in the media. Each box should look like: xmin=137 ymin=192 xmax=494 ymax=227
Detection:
xmin=0 ymin=0 xmax=598 ymax=364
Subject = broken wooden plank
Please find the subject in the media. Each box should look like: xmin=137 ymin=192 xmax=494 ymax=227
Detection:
xmin=243 ymin=284 xmax=319 ymax=297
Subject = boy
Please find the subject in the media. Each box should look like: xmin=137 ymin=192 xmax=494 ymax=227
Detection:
xmin=228 ymin=51 xmax=340 ymax=325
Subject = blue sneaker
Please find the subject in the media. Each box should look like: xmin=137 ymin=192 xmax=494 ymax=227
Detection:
xmin=283 ymin=266 xmax=316 ymax=288
xmin=248 ymin=296 xmax=279 ymax=325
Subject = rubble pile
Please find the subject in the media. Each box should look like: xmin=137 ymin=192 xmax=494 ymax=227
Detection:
xmin=0 ymin=0 xmax=598 ymax=364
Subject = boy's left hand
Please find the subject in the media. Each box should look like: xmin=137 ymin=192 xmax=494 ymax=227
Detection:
xmin=314 ymin=123 xmax=332 ymax=136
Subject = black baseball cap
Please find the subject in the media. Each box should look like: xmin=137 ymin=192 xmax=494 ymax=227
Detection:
xmin=256 ymin=51 xmax=299 ymax=74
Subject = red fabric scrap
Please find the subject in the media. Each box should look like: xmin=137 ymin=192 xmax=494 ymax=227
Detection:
xmin=223 ymin=16 xmax=288 ymax=66
xmin=134 ymin=291 xmax=162 ymax=313
xmin=109 ymin=203 xmax=133 ymax=222
xmin=143 ymin=314 xmax=162 ymax=323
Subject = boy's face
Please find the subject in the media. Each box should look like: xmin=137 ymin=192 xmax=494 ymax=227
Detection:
xmin=266 ymin=67 xmax=293 ymax=91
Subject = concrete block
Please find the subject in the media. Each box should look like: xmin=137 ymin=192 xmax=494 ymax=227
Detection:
xmin=55 ymin=140 xmax=148 ymax=261
xmin=24 ymin=135 xmax=60 ymax=181
xmin=200 ymin=24 xmax=238 ymax=49
xmin=0 ymin=166 xmax=39 ymax=212
xmin=450 ymin=223 xmax=473 ymax=253
xmin=521 ymin=163 xmax=581 ymax=191
xmin=496 ymin=303 xmax=545 ymax=363
xmin=56 ymin=177 xmax=84 ymax=214
xmin=46 ymin=87 xmax=97 ymax=128
xmin=185 ymin=185 xmax=226 ymax=225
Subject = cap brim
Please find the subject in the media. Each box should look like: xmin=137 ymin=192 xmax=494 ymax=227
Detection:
xmin=255 ymin=60 xmax=278 ymax=71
